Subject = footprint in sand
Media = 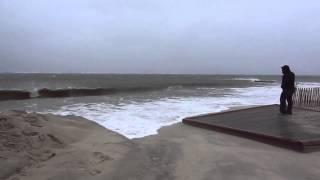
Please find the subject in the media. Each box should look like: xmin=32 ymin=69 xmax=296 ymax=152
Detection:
xmin=22 ymin=130 xmax=39 ymax=136
xmin=92 ymin=152 xmax=113 ymax=163
xmin=24 ymin=116 xmax=43 ymax=127
xmin=89 ymin=169 xmax=102 ymax=176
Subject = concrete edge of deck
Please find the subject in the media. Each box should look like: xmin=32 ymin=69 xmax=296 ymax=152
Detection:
xmin=182 ymin=105 xmax=320 ymax=153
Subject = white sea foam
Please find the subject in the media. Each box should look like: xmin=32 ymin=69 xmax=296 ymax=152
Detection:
xmin=46 ymin=86 xmax=277 ymax=138
xmin=47 ymin=98 xmax=229 ymax=139
xmin=232 ymin=77 xmax=261 ymax=82
xmin=46 ymin=82 xmax=320 ymax=139
xmin=297 ymin=82 xmax=320 ymax=88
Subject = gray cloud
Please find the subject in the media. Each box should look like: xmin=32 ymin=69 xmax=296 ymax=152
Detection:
xmin=1 ymin=0 xmax=320 ymax=74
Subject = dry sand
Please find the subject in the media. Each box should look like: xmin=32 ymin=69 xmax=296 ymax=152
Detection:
xmin=1 ymin=110 xmax=320 ymax=180
xmin=0 ymin=111 xmax=131 ymax=180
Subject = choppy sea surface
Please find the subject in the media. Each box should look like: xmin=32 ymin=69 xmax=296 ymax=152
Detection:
xmin=0 ymin=74 xmax=320 ymax=138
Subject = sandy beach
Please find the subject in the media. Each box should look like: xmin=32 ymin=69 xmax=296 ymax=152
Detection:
xmin=2 ymin=0 xmax=320 ymax=178
xmin=1 ymin=110 xmax=320 ymax=180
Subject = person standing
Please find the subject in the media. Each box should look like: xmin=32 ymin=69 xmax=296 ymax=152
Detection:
xmin=280 ymin=65 xmax=295 ymax=114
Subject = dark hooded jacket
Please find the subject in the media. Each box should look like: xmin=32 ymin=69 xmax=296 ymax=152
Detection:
xmin=281 ymin=66 xmax=295 ymax=91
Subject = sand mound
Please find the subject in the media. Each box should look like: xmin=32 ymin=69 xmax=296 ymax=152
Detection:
xmin=0 ymin=111 xmax=65 ymax=179
xmin=0 ymin=111 xmax=130 ymax=180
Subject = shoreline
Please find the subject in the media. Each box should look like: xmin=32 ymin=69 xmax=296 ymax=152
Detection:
xmin=1 ymin=107 xmax=320 ymax=180
xmin=131 ymin=105 xmax=259 ymax=140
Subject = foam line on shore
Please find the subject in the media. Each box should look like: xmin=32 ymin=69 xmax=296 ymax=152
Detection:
xmin=44 ymin=85 xmax=281 ymax=138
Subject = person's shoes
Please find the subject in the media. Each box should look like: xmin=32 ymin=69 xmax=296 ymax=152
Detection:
xmin=279 ymin=111 xmax=292 ymax=115
xmin=280 ymin=110 xmax=287 ymax=114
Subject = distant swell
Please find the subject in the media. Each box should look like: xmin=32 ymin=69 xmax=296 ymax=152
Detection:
xmin=37 ymin=87 xmax=162 ymax=98
xmin=0 ymin=90 xmax=31 ymax=101
xmin=253 ymin=80 xmax=276 ymax=83
xmin=0 ymin=81 xmax=264 ymax=100
xmin=0 ymin=79 xmax=276 ymax=100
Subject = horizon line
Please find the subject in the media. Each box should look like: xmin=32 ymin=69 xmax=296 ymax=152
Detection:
xmin=0 ymin=72 xmax=320 ymax=76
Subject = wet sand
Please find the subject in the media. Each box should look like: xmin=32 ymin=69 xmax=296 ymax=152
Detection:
xmin=1 ymin=110 xmax=320 ymax=180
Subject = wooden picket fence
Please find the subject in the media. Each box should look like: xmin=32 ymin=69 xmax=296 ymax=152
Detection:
xmin=293 ymin=87 xmax=320 ymax=111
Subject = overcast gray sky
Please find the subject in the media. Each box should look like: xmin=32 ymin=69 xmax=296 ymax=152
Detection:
xmin=0 ymin=0 xmax=319 ymax=74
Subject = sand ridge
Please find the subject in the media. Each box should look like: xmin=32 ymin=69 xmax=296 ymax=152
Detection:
xmin=0 ymin=111 xmax=131 ymax=180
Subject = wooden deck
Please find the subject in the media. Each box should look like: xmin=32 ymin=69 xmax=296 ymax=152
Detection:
xmin=183 ymin=105 xmax=320 ymax=152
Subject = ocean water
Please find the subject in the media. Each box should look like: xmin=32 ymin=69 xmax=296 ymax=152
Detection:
xmin=0 ymin=74 xmax=319 ymax=138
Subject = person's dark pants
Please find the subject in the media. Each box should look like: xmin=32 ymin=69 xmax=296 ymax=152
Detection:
xmin=280 ymin=90 xmax=294 ymax=114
